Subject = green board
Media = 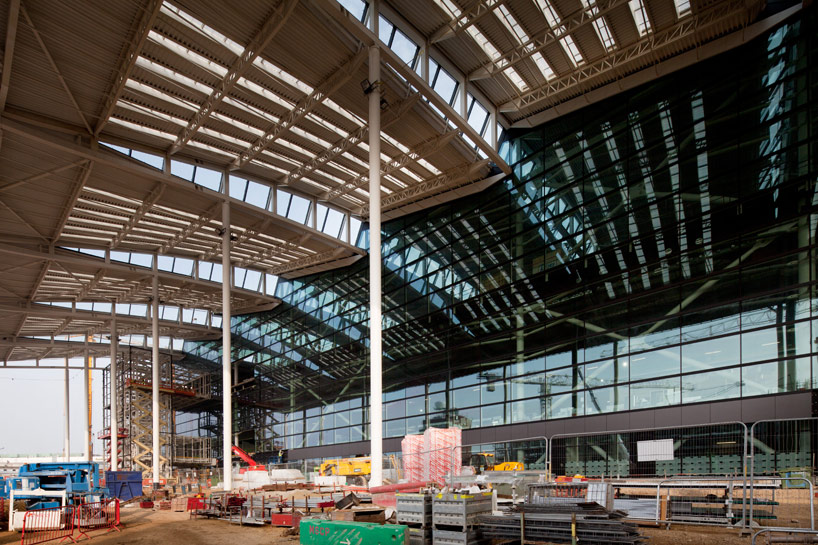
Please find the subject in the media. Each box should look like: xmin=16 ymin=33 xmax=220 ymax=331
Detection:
xmin=300 ymin=520 xmax=408 ymax=545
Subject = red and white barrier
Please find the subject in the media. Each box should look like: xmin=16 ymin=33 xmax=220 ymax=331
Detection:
xmin=74 ymin=499 xmax=120 ymax=540
xmin=20 ymin=505 xmax=77 ymax=545
xmin=401 ymin=434 xmax=424 ymax=483
xmin=422 ymin=428 xmax=461 ymax=483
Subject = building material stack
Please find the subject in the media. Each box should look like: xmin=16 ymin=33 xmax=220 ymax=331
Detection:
xmin=396 ymin=493 xmax=433 ymax=545
xmin=478 ymin=483 xmax=644 ymax=545
xmin=432 ymin=491 xmax=491 ymax=545
xmin=422 ymin=428 xmax=461 ymax=483
xmin=401 ymin=435 xmax=425 ymax=483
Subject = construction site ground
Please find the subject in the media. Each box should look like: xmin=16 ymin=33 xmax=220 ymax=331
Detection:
xmin=0 ymin=507 xmax=765 ymax=545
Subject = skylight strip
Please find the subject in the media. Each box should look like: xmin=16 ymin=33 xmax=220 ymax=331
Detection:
xmin=124 ymin=80 xmax=198 ymax=112
xmin=252 ymin=56 xmax=314 ymax=95
xmin=532 ymin=52 xmax=556 ymax=80
xmin=211 ymin=112 xmax=265 ymax=136
xmin=560 ymin=34 xmax=584 ymax=65
xmin=160 ymin=3 xmax=244 ymax=56
xmin=535 ymin=0 xmax=562 ymax=28
xmin=116 ymin=99 xmax=186 ymax=127
xmin=135 ymin=57 xmax=213 ymax=95
xmin=108 ymin=117 xmax=176 ymax=140
xmin=497 ymin=5 xmax=529 ymax=45
xmin=674 ymin=0 xmax=692 ymax=18
xmin=505 ymin=67 xmax=529 ymax=91
xmin=629 ymin=0 xmax=651 ymax=35
xmin=148 ymin=30 xmax=228 ymax=78
xmin=431 ymin=0 xmax=462 ymax=19
xmin=238 ymin=76 xmax=295 ymax=111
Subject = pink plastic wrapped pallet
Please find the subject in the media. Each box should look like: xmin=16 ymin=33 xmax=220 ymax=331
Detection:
xmin=401 ymin=434 xmax=424 ymax=482
xmin=421 ymin=427 xmax=462 ymax=483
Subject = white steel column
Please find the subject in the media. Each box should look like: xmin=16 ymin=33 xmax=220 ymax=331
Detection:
xmin=64 ymin=357 xmax=70 ymax=462
xmin=151 ymin=273 xmax=160 ymax=486
xmin=368 ymin=42 xmax=383 ymax=488
xmin=84 ymin=336 xmax=91 ymax=460
xmin=222 ymin=187 xmax=233 ymax=491
xmin=110 ymin=313 xmax=118 ymax=471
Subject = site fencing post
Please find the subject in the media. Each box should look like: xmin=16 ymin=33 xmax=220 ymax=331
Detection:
xmin=448 ymin=436 xmax=548 ymax=489
xmin=749 ymin=418 xmax=818 ymax=532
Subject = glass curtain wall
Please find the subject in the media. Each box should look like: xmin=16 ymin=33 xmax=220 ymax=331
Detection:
xmin=186 ymin=7 xmax=818 ymax=452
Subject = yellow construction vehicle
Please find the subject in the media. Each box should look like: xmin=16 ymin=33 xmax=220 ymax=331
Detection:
xmin=468 ymin=453 xmax=524 ymax=473
xmin=319 ymin=457 xmax=371 ymax=485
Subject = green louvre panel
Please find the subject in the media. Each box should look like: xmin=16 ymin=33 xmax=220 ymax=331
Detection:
xmin=300 ymin=520 xmax=409 ymax=545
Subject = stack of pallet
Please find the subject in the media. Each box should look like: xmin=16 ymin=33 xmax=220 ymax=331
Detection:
xmin=170 ymin=497 xmax=187 ymax=512
xmin=423 ymin=427 xmax=461 ymax=483
xmin=396 ymin=493 xmax=433 ymax=545
xmin=433 ymin=492 xmax=492 ymax=545
xmin=480 ymin=503 xmax=644 ymax=545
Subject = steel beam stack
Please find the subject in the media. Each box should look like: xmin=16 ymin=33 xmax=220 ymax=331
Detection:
xmin=479 ymin=503 xmax=644 ymax=545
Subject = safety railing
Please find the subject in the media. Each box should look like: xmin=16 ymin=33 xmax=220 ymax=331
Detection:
xmin=75 ymin=499 xmax=121 ymax=540
xmin=20 ymin=505 xmax=76 ymax=545
xmin=752 ymin=528 xmax=818 ymax=544
xmin=746 ymin=476 xmax=814 ymax=532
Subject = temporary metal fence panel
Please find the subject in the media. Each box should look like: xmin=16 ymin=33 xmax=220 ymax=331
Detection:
xmin=746 ymin=477 xmax=814 ymax=531
xmin=649 ymin=478 xmax=749 ymax=529
xmin=527 ymin=482 xmax=615 ymax=511
xmin=548 ymin=421 xmax=748 ymax=480
xmin=20 ymin=505 xmax=76 ymax=545
xmin=74 ymin=499 xmax=121 ymax=540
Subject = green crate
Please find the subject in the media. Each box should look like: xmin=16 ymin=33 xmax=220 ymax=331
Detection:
xmin=300 ymin=520 xmax=409 ymax=545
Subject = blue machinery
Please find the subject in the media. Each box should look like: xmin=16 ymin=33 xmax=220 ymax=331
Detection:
xmin=2 ymin=462 xmax=108 ymax=531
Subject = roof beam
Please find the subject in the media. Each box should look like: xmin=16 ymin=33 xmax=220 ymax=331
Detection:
xmin=52 ymin=161 xmax=94 ymax=241
xmin=236 ymin=233 xmax=311 ymax=269
xmin=94 ymin=0 xmax=163 ymax=136
xmin=324 ymin=128 xmax=460 ymax=202
xmin=284 ymin=91 xmax=420 ymax=187
xmin=0 ymin=303 xmax=217 ymax=335
xmin=499 ymin=0 xmax=756 ymax=112
xmin=358 ymin=159 xmax=492 ymax=216
xmin=311 ymin=0 xmax=511 ymax=174
xmin=0 ymin=242 xmax=278 ymax=305
xmin=168 ymin=0 xmax=299 ymax=154
xmin=231 ymin=47 xmax=367 ymax=170
xmin=430 ymin=0 xmax=504 ymax=44
xmin=0 ymin=0 xmax=21 ymax=112
xmin=0 ymin=118 xmax=365 ymax=256
xmin=0 ymin=159 xmax=87 ymax=193
xmin=468 ymin=0 xmax=630 ymax=81
xmin=266 ymin=247 xmax=345 ymax=276
xmin=110 ymin=182 xmax=165 ymax=248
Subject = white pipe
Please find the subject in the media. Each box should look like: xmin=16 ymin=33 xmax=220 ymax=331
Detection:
xmin=64 ymin=357 xmax=70 ymax=462
xmin=368 ymin=43 xmax=383 ymax=488
xmin=222 ymin=191 xmax=233 ymax=491
xmin=84 ymin=336 xmax=91 ymax=460
xmin=110 ymin=313 xmax=118 ymax=471
xmin=152 ymin=273 xmax=160 ymax=485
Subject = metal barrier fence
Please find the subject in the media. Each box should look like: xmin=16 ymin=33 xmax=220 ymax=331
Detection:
xmin=20 ymin=505 xmax=76 ymax=545
xmin=75 ymin=499 xmax=121 ymax=540
xmin=651 ymin=477 xmax=749 ymax=529
xmin=548 ymin=421 xmax=748 ymax=479
xmin=752 ymin=528 xmax=818 ymax=544
xmin=449 ymin=436 xmax=548 ymax=485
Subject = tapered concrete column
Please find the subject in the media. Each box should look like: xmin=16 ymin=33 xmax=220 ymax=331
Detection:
xmin=222 ymin=190 xmax=233 ymax=491
xmin=84 ymin=336 xmax=91 ymax=460
xmin=368 ymin=43 xmax=383 ymax=488
xmin=64 ymin=357 xmax=70 ymax=462
xmin=152 ymin=273 xmax=161 ymax=485
xmin=110 ymin=313 xmax=118 ymax=471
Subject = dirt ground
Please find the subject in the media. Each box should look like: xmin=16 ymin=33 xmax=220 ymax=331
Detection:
xmin=0 ymin=506 xmax=776 ymax=545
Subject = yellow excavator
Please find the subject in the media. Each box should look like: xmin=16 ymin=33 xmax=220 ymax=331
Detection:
xmin=469 ymin=453 xmax=524 ymax=473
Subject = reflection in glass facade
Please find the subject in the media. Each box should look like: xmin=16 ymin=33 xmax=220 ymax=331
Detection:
xmin=186 ymin=9 xmax=818 ymax=453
